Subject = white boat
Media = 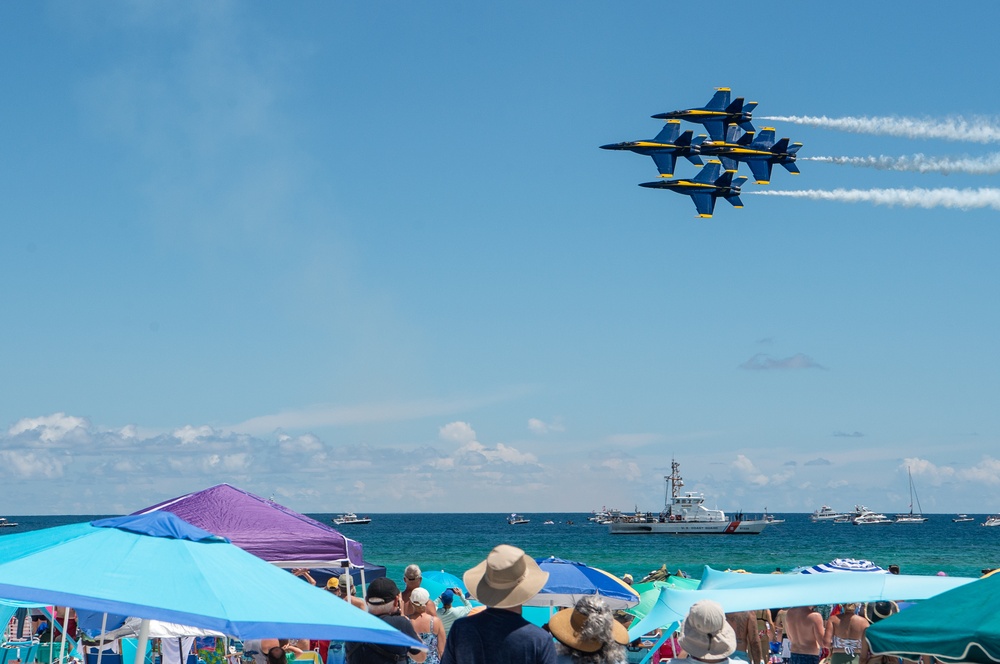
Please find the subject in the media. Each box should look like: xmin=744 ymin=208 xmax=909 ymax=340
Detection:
xmin=953 ymin=514 xmax=975 ymax=523
xmin=854 ymin=510 xmax=894 ymax=525
xmin=608 ymin=460 xmax=771 ymax=535
xmin=543 ymin=520 xmax=555 ymax=525
xmin=983 ymin=515 xmax=1000 ymax=527
xmin=332 ymin=512 xmax=371 ymax=525
xmin=507 ymin=513 xmax=530 ymax=525
xmin=810 ymin=505 xmax=848 ymax=522
xmin=894 ymin=467 xmax=928 ymax=524
xmin=0 ymin=517 xmax=17 ymax=528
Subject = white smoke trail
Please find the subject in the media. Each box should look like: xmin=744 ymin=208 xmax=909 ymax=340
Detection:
xmin=747 ymin=187 xmax=1000 ymax=211
xmin=803 ymin=153 xmax=1000 ymax=175
xmin=760 ymin=115 xmax=1000 ymax=143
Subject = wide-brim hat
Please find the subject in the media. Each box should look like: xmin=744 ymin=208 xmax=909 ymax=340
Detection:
xmin=678 ymin=600 xmax=737 ymax=660
xmin=463 ymin=544 xmax=548 ymax=609
xmin=864 ymin=600 xmax=899 ymax=623
xmin=549 ymin=606 xmax=630 ymax=653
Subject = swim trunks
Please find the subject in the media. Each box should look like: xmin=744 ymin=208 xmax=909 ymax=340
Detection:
xmin=789 ymin=654 xmax=820 ymax=664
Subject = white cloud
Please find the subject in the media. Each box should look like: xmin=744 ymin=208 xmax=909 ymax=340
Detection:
xmin=173 ymin=424 xmax=217 ymax=445
xmin=528 ymin=417 xmax=565 ymax=434
xmin=740 ymin=353 xmax=827 ymax=371
xmin=0 ymin=450 xmax=65 ymax=479
xmin=439 ymin=421 xmax=477 ymax=445
xmin=732 ymin=454 xmax=769 ymax=486
xmin=8 ymin=413 xmax=89 ymax=443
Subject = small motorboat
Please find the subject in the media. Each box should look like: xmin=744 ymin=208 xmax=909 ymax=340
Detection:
xmin=507 ymin=513 xmax=530 ymax=525
xmin=332 ymin=512 xmax=372 ymax=525
xmin=953 ymin=514 xmax=975 ymax=523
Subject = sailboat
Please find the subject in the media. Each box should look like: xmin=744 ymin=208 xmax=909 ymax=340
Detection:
xmin=894 ymin=467 xmax=928 ymax=523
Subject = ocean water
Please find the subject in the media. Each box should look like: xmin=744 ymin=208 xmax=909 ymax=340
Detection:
xmin=4 ymin=512 xmax=998 ymax=582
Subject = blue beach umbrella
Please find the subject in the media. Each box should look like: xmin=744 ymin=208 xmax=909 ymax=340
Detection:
xmin=526 ymin=557 xmax=640 ymax=610
xmin=421 ymin=570 xmax=470 ymax=604
xmin=0 ymin=513 xmax=423 ymax=650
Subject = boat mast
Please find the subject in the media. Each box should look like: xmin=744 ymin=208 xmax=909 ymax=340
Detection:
xmin=665 ymin=459 xmax=684 ymax=513
xmin=909 ymin=466 xmax=923 ymax=514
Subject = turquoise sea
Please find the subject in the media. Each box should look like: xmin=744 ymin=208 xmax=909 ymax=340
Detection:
xmin=4 ymin=513 xmax=998 ymax=582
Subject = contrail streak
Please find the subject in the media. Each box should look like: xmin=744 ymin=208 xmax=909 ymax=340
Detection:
xmin=747 ymin=187 xmax=1000 ymax=210
xmin=760 ymin=115 xmax=1000 ymax=143
xmin=803 ymin=153 xmax=1000 ymax=175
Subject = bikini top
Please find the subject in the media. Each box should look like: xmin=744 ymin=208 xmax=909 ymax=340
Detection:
xmin=832 ymin=635 xmax=863 ymax=654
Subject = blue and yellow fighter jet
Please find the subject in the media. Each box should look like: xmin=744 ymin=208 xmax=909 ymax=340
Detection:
xmin=599 ymin=119 xmax=704 ymax=177
xmin=651 ymin=88 xmax=756 ymax=142
xmin=638 ymin=159 xmax=747 ymax=218
xmin=698 ymin=126 xmax=802 ymax=184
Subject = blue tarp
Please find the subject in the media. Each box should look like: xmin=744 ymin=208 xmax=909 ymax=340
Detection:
xmin=628 ymin=566 xmax=976 ymax=642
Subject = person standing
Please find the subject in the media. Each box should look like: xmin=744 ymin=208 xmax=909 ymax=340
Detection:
xmin=726 ymin=611 xmax=762 ymax=664
xmin=755 ymin=610 xmax=773 ymax=664
xmin=441 ymin=544 xmax=556 ymax=664
xmin=824 ymin=604 xmax=869 ymax=664
xmin=784 ymin=607 xmax=825 ymax=664
xmin=346 ymin=577 xmax=425 ymax=664
xmin=438 ymin=588 xmax=473 ymax=636
xmin=407 ymin=588 xmax=446 ymax=664
xmin=548 ymin=595 xmax=628 ymax=664
xmin=664 ymin=600 xmax=739 ymax=664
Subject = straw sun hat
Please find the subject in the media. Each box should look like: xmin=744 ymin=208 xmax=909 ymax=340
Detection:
xmin=864 ymin=600 xmax=899 ymax=623
xmin=463 ymin=544 xmax=549 ymax=609
xmin=548 ymin=598 xmax=629 ymax=653
xmin=678 ymin=600 xmax=737 ymax=660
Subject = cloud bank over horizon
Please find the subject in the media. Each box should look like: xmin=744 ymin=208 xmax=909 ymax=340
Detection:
xmin=2 ymin=412 xmax=998 ymax=515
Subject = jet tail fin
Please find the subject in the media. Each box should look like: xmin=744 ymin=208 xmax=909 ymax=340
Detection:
xmin=705 ymin=88 xmax=731 ymax=111
xmin=652 ymin=121 xmax=682 ymax=144
xmin=743 ymin=101 xmax=758 ymax=114
xmin=737 ymin=130 xmax=755 ymax=146
xmin=694 ymin=160 xmax=723 ymax=184
xmin=675 ymin=130 xmax=695 ymax=147
xmin=725 ymin=194 xmax=745 ymax=209
xmin=772 ymin=137 xmax=790 ymax=153
xmin=787 ymin=142 xmax=803 ymax=154
xmin=720 ymin=156 xmax=739 ymax=172
xmin=782 ymin=162 xmax=801 ymax=175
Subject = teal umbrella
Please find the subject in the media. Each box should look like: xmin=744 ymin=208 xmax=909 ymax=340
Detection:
xmin=866 ymin=574 xmax=1000 ymax=663
xmin=0 ymin=513 xmax=421 ymax=649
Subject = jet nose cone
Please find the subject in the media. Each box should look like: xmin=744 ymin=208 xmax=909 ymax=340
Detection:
xmin=650 ymin=113 xmax=669 ymax=120
xmin=599 ymin=143 xmax=620 ymax=150
xmin=638 ymin=181 xmax=661 ymax=189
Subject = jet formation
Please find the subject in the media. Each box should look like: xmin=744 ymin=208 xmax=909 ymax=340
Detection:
xmin=602 ymin=87 xmax=803 ymax=217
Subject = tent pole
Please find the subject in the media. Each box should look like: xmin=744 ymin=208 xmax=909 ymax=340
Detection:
xmin=96 ymin=613 xmax=108 ymax=664
xmin=359 ymin=566 xmax=367 ymax=601
xmin=133 ymin=620 xmax=151 ymax=664
xmin=57 ymin=607 xmax=69 ymax=664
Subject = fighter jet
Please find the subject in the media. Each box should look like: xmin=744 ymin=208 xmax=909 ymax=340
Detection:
xmin=638 ymin=160 xmax=747 ymax=218
xmin=651 ymin=88 xmax=756 ymax=142
xmin=600 ymin=120 xmax=704 ymax=177
xmin=699 ymin=126 xmax=802 ymax=184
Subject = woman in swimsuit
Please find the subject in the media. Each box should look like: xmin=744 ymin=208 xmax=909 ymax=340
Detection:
xmin=824 ymin=604 xmax=870 ymax=664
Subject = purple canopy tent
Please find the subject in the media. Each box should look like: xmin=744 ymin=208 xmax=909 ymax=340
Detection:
xmin=132 ymin=484 xmax=368 ymax=569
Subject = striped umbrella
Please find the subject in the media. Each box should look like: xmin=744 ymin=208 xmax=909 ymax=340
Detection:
xmin=800 ymin=558 xmax=887 ymax=574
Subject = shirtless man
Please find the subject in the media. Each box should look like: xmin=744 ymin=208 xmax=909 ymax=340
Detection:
xmin=784 ymin=606 xmax=825 ymax=664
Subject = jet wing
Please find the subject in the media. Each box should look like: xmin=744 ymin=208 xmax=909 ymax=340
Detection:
xmin=746 ymin=159 xmax=774 ymax=185
xmin=719 ymin=155 xmax=739 ymax=172
xmin=700 ymin=119 xmax=727 ymax=142
xmin=650 ymin=153 xmax=678 ymax=177
xmin=690 ymin=193 xmax=716 ymax=218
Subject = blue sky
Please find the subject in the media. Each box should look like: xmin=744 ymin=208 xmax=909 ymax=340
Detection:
xmin=2 ymin=2 xmax=999 ymax=515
